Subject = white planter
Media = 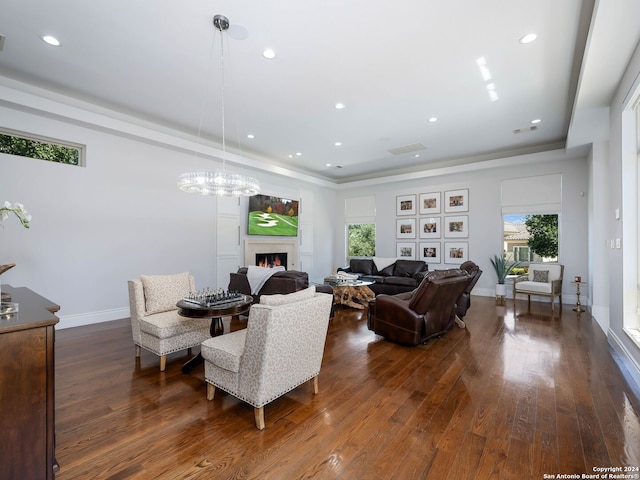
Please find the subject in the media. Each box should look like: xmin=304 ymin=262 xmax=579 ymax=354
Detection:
xmin=495 ymin=283 xmax=507 ymax=305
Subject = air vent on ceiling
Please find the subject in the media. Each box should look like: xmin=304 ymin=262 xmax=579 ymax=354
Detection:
xmin=0 ymin=35 xmax=5 ymax=52
xmin=388 ymin=143 xmax=426 ymax=155
xmin=513 ymin=125 xmax=538 ymax=134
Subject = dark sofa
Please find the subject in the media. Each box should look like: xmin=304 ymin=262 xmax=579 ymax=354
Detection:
xmin=337 ymin=258 xmax=428 ymax=295
xmin=228 ymin=268 xmax=334 ymax=314
xmin=229 ymin=268 xmax=310 ymax=304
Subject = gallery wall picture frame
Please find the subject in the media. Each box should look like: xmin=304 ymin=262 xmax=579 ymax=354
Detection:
xmin=396 ymin=242 xmax=416 ymax=260
xmin=419 ymin=242 xmax=441 ymax=264
xmin=396 ymin=218 xmax=416 ymax=239
xmin=396 ymin=194 xmax=417 ymax=216
xmin=419 ymin=217 xmax=441 ymax=239
xmin=444 ymin=215 xmax=469 ymax=238
xmin=444 ymin=242 xmax=468 ymax=264
xmin=419 ymin=192 xmax=441 ymax=215
xmin=444 ymin=189 xmax=469 ymax=213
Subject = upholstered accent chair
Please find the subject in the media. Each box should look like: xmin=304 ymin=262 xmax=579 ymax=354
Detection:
xmin=513 ymin=263 xmax=564 ymax=311
xmin=202 ymin=286 xmax=333 ymax=430
xmin=367 ymin=269 xmax=470 ymax=346
xmin=128 ymin=272 xmax=210 ymax=371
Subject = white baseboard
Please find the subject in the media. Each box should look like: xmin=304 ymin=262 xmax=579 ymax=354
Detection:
xmin=57 ymin=307 xmax=130 ymax=329
xmin=608 ymin=330 xmax=640 ymax=395
xmin=590 ymin=305 xmax=610 ymax=334
xmin=473 ymin=288 xmax=580 ymax=305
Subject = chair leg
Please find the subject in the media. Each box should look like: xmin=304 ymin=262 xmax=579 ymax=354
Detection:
xmin=135 ymin=345 xmax=141 ymax=357
xmin=254 ymin=407 xmax=265 ymax=430
xmin=159 ymin=355 xmax=166 ymax=372
xmin=207 ymin=383 xmax=216 ymax=401
xmin=311 ymin=375 xmax=319 ymax=395
xmin=187 ymin=347 xmax=192 ymax=355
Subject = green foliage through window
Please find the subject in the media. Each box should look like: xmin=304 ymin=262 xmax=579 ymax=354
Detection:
xmin=525 ymin=214 xmax=558 ymax=258
xmin=348 ymin=223 xmax=375 ymax=257
xmin=0 ymin=131 xmax=81 ymax=165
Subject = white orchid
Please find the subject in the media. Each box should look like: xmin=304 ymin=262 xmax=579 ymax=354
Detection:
xmin=1 ymin=201 xmax=31 ymax=228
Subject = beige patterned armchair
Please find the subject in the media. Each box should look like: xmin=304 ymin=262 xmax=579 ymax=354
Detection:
xmin=128 ymin=272 xmax=210 ymax=371
xmin=202 ymin=286 xmax=333 ymax=429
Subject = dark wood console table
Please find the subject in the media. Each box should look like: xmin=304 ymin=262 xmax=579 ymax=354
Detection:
xmin=0 ymin=284 xmax=60 ymax=480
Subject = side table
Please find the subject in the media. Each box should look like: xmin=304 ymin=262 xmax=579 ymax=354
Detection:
xmin=570 ymin=281 xmax=587 ymax=313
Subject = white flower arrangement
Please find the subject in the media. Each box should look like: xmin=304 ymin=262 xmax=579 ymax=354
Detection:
xmin=0 ymin=201 xmax=31 ymax=229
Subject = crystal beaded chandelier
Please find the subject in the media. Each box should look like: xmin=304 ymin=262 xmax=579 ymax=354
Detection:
xmin=178 ymin=14 xmax=260 ymax=196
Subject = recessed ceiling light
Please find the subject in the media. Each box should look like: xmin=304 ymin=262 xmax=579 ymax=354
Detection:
xmin=41 ymin=35 xmax=60 ymax=46
xmin=520 ymin=33 xmax=537 ymax=44
xmin=335 ymin=103 xmax=345 ymax=110
xmin=413 ymin=154 xmax=420 ymax=158
xmin=428 ymin=117 xmax=438 ymax=123
xmin=531 ymin=118 xmax=541 ymax=124
xmin=334 ymin=142 xmax=342 ymax=147
xmin=262 ymin=48 xmax=276 ymax=59
xmin=295 ymin=152 xmax=302 ymax=156
xmin=247 ymin=134 xmax=255 ymax=139
xmin=288 ymin=154 xmax=293 ymax=158
xmin=326 ymin=163 xmax=332 ymax=167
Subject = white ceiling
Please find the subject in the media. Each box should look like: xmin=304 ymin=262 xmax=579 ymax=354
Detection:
xmin=1 ymin=0 xmax=639 ymax=183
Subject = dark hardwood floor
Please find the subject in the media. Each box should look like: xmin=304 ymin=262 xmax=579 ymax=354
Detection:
xmin=54 ymin=297 xmax=640 ymax=479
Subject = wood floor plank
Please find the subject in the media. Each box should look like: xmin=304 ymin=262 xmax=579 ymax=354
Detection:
xmin=50 ymin=296 xmax=640 ymax=479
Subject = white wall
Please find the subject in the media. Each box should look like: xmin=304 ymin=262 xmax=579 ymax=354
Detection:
xmin=334 ymin=152 xmax=590 ymax=303
xmin=0 ymin=97 xmax=335 ymax=328
xmin=605 ymin=36 xmax=640 ymax=387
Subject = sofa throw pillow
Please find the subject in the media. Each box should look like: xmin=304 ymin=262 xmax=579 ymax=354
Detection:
xmin=395 ymin=259 xmax=426 ymax=278
xmin=350 ymin=258 xmax=374 ymax=276
xmin=260 ymin=285 xmax=316 ymax=306
xmin=533 ymin=270 xmax=549 ymax=283
xmin=141 ymin=272 xmax=191 ymax=315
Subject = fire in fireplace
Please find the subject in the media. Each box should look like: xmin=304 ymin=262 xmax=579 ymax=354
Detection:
xmin=256 ymin=253 xmax=288 ymax=269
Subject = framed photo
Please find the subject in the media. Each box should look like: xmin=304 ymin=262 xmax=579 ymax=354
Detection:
xmin=419 ymin=192 xmax=441 ymax=214
xmin=444 ymin=242 xmax=468 ymax=264
xmin=444 ymin=189 xmax=469 ymax=213
xmin=396 ymin=242 xmax=416 ymax=260
xmin=419 ymin=217 xmax=441 ymax=239
xmin=444 ymin=215 xmax=468 ymax=238
xmin=419 ymin=242 xmax=441 ymax=264
xmin=396 ymin=218 xmax=416 ymax=239
xmin=396 ymin=194 xmax=416 ymax=216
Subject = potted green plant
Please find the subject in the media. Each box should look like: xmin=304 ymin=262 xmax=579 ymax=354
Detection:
xmin=489 ymin=254 xmax=520 ymax=305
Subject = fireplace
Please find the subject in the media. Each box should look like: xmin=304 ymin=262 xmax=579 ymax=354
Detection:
xmin=244 ymin=240 xmax=297 ymax=270
xmin=256 ymin=253 xmax=288 ymax=269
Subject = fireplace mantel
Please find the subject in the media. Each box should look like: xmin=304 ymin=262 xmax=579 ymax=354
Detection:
xmin=244 ymin=240 xmax=298 ymax=270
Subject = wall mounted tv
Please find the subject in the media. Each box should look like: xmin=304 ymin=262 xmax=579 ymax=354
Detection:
xmin=247 ymin=194 xmax=299 ymax=236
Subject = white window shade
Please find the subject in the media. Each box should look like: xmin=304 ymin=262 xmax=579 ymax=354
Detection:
xmin=345 ymin=195 xmax=376 ymax=223
xmin=501 ymin=174 xmax=561 ymax=214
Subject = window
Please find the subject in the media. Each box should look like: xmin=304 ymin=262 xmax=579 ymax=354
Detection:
xmin=503 ymin=214 xmax=558 ymax=264
xmin=0 ymin=129 xmax=83 ymax=166
xmin=347 ymin=223 xmax=375 ymax=257
xmin=344 ymin=195 xmax=376 ymax=259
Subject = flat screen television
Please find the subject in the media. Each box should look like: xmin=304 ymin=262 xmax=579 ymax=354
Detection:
xmin=247 ymin=194 xmax=299 ymax=236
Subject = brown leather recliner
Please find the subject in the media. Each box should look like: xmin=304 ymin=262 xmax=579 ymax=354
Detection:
xmin=454 ymin=261 xmax=483 ymax=324
xmin=367 ymin=269 xmax=470 ymax=346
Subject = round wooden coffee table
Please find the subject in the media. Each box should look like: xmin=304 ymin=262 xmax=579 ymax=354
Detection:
xmin=177 ymin=294 xmax=253 ymax=373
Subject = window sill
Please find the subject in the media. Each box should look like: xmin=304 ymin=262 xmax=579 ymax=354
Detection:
xmin=623 ymin=327 xmax=640 ymax=351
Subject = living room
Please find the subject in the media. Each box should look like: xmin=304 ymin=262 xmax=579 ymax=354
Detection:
xmin=1 ymin=1 xmax=640 ymax=477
